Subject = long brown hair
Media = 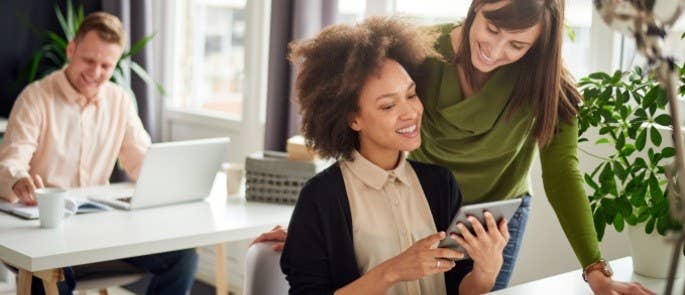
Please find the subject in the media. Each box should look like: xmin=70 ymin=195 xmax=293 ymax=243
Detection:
xmin=455 ymin=0 xmax=581 ymax=146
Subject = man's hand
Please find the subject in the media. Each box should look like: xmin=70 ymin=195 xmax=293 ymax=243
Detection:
xmin=12 ymin=175 xmax=44 ymax=206
xmin=250 ymin=225 xmax=288 ymax=252
xmin=587 ymin=271 xmax=656 ymax=295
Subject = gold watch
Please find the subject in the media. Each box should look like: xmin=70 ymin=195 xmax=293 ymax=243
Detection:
xmin=582 ymin=259 xmax=613 ymax=282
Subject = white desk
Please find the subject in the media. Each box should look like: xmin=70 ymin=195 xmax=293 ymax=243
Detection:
xmin=0 ymin=173 xmax=294 ymax=294
xmin=490 ymin=257 xmax=684 ymax=294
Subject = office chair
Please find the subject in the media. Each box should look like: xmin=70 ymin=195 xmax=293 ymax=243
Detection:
xmin=243 ymin=242 xmax=289 ymax=295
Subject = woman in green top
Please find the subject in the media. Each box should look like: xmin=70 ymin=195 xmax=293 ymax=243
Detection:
xmin=254 ymin=0 xmax=654 ymax=294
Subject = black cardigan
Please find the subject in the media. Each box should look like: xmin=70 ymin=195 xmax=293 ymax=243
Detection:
xmin=280 ymin=160 xmax=473 ymax=295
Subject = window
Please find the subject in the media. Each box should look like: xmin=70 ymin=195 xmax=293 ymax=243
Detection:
xmin=157 ymin=0 xmax=270 ymax=161
xmin=338 ymin=0 xmax=601 ymax=79
xmin=395 ymin=0 xmax=470 ymax=24
xmin=338 ymin=0 xmax=365 ymax=24
xmin=563 ymin=0 xmax=592 ymax=78
xmin=171 ymin=0 xmax=247 ymax=119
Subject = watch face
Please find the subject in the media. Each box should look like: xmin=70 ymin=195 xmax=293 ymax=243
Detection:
xmin=603 ymin=264 xmax=613 ymax=276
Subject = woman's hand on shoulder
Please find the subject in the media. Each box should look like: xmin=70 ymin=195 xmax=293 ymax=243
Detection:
xmin=250 ymin=225 xmax=288 ymax=252
xmin=380 ymin=231 xmax=464 ymax=284
xmin=451 ymin=211 xmax=510 ymax=281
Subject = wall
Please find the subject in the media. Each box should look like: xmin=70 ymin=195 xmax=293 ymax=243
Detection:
xmin=0 ymin=1 xmax=101 ymax=117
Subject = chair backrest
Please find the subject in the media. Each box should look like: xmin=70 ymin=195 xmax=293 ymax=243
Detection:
xmin=243 ymin=242 xmax=289 ymax=295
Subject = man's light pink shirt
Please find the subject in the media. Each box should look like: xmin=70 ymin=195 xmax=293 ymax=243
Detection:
xmin=0 ymin=69 xmax=151 ymax=202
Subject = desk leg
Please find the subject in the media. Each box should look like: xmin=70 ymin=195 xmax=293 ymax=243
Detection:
xmin=33 ymin=269 xmax=64 ymax=295
xmin=214 ymin=243 xmax=228 ymax=295
xmin=17 ymin=269 xmax=31 ymax=295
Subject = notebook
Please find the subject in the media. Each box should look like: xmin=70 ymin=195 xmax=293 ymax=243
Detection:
xmin=0 ymin=198 xmax=112 ymax=220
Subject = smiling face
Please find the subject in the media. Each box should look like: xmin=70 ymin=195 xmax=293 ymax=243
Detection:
xmin=350 ymin=59 xmax=423 ymax=163
xmin=65 ymin=30 xmax=123 ymax=98
xmin=469 ymin=1 xmax=542 ymax=73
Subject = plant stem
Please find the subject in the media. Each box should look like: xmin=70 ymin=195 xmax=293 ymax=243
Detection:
xmin=578 ymin=147 xmax=611 ymax=161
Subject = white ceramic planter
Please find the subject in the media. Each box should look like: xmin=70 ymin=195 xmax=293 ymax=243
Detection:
xmin=627 ymin=223 xmax=685 ymax=278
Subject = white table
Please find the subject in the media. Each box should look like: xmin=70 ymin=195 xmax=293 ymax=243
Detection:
xmin=489 ymin=257 xmax=684 ymax=294
xmin=0 ymin=173 xmax=294 ymax=294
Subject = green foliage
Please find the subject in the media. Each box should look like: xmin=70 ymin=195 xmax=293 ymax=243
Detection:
xmin=577 ymin=62 xmax=685 ymax=241
xmin=20 ymin=0 xmax=164 ymax=95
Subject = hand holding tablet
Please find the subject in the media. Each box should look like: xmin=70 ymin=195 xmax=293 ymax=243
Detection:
xmin=438 ymin=198 xmax=522 ymax=259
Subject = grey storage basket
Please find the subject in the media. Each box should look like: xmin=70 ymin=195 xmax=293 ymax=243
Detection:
xmin=245 ymin=151 xmax=332 ymax=204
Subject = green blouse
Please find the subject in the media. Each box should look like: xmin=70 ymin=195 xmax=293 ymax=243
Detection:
xmin=409 ymin=23 xmax=600 ymax=267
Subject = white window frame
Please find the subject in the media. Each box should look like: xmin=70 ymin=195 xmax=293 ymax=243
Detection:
xmin=153 ymin=0 xmax=271 ymax=161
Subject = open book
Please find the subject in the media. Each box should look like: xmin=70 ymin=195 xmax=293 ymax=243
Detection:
xmin=0 ymin=198 xmax=112 ymax=219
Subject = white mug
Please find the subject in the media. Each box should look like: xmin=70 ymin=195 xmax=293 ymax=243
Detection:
xmin=223 ymin=162 xmax=245 ymax=197
xmin=35 ymin=188 xmax=74 ymax=229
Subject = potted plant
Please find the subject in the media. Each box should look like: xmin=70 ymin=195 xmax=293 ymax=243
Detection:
xmin=577 ymin=53 xmax=685 ymax=277
xmin=18 ymin=0 xmax=164 ymax=96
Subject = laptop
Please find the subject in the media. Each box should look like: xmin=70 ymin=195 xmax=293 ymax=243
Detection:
xmin=88 ymin=137 xmax=230 ymax=210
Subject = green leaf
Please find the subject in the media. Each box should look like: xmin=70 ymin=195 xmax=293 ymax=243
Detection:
xmin=626 ymin=214 xmax=638 ymax=225
xmin=633 ymin=157 xmax=647 ymax=170
xmin=589 ymin=72 xmax=612 ymax=82
xmin=611 ymin=70 xmax=623 ymax=84
xmin=650 ymin=126 xmax=662 ymax=146
xmin=616 ymin=197 xmax=633 ymax=217
xmin=654 ymin=114 xmax=671 ymax=126
xmin=645 ymin=217 xmax=655 ymax=234
xmin=662 ymin=147 xmax=675 ymax=158
xmin=627 ymin=124 xmax=640 ymax=139
xmin=594 ymin=210 xmax=607 ymax=241
xmin=129 ymin=61 xmax=166 ymax=95
xmin=77 ymin=5 xmax=84 ymax=26
xmin=620 ymin=144 xmax=635 ymax=157
xmin=656 ymin=217 xmax=667 ymax=235
xmin=635 ymin=108 xmax=648 ymax=118
xmin=635 ymin=129 xmax=647 ymax=151
xmin=55 ymin=4 xmax=69 ymax=39
xmin=599 ymin=126 xmax=612 ymax=135
xmin=621 ymin=90 xmax=630 ymax=103
xmin=656 ymin=87 xmax=668 ymax=107
xmin=66 ymin=0 xmax=75 ymax=40
xmin=595 ymin=137 xmax=609 ymax=144
xmin=585 ymin=174 xmax=599 ymax=190
xmin=616 ymin=132 xmax=625 ymax=150
xmin=601 ymin=198 xmax=618 ymax=218
xmin=613 ymin=161 xmax=627 ymax=181
xmin=649 ymin=174 xmax=662 ymax=204
xmin=599 ymin=163 xmax=614 ymax=184
xmin=47 ymin=32 xmax=67 ymax=50
xmin=613 ymin=213 xmax=625 ymax=232
xmin=630 ymin=184 xmax=648 ymax=207
xmin=27 ymin=50 xmax=43 ymax=83
xmin=564 ymin=23 xmax=576 ymax=42
xmin=636 ymin=208 xmax=650 ymax=222
xmin=644 ymin=86 xmax=658 ymax=107
xmin=648 ymin=148 xmax=656 ymax=163
xmin=121 ymin=33 xmax=157 ymax=60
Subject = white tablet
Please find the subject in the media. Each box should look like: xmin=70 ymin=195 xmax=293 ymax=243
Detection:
xmin=437 ymin=198 xmax=522 ymax=259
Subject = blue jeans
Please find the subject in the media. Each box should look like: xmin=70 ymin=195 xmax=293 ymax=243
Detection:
xmin=29 ymin=249 xmax=198 ymax=295
xmin=492 ymin=195 xmax=532 ymax=291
